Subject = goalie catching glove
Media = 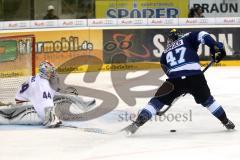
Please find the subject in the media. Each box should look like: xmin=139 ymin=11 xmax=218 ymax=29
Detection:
xmin=210 ymin=42 xmax=226 ymax=63
xmin=43 ymin=107 xmax=62 ymax=128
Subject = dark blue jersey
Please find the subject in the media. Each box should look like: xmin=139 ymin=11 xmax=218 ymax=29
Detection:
xmin=160 ymin=31 xmax=215 ymax=78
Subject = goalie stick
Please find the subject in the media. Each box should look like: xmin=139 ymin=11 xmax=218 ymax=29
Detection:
xmin=60 ymin=124 xmax=118 ymax=135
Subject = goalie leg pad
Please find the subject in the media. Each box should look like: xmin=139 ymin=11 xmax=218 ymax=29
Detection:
xmin=54 ymin=93 xmax=96 ymax=111
xmin=0 ymin=105 xmax=42 ymax=125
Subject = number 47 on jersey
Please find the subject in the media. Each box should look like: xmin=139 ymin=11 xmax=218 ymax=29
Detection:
xmin=166 ymin=47 xmax=186 ymax=67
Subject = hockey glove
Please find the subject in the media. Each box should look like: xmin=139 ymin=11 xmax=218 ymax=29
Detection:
xmin=210 ymin=42 xmax=226 ymax=63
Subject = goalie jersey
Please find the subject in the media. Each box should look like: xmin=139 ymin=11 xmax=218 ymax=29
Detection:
xmin=15 ymin=75 xmax=56 ymax=120
xmin=160 ymin=31 xmax=211 ymax=78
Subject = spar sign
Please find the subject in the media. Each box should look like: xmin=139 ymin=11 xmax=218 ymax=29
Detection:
xmin=96 ymin=0 xmax=188 ymax=18
xmin=189 ymin=0 xmax=240 ymax=17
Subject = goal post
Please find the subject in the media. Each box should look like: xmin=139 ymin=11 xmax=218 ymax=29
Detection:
xmin=0 ymin=34 xmax=35 ymax=104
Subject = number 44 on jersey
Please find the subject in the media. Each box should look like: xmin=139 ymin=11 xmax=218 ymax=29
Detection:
xmin=43 ymin=91 xmax=52 ymax=99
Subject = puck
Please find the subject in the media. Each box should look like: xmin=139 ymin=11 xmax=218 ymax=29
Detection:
xmin=170 ymin=129 xmax=176 ymax=132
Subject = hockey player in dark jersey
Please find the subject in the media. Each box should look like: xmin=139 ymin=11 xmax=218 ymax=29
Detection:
xmin=124 ymin=29 xmax=235 ymax=135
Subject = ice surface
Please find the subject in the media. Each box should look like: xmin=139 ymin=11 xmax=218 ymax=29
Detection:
xmin=0 ymin=67 xmax=239 ymax=160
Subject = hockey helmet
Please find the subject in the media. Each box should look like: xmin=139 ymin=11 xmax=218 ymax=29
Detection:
xmin=39 ymin=60 xmax=56 ymax=80
xmin=167 ymin=29 xmax=182 ymax=42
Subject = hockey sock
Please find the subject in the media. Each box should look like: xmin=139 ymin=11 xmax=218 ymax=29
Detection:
xmin=202 ymin=96 xmax=228 ymax=124
xmin=135 ymin=98 xmax=164 ymax=126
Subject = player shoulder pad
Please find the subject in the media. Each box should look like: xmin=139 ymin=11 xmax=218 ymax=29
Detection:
xmin=182 ymin=32 xmax=190 ymax=38
xmin=197 ymin=31 xmax=210 ymax=44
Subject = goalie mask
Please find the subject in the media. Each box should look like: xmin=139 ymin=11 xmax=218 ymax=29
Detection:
xmin=39 ymin=60 xmax=56 ymax=80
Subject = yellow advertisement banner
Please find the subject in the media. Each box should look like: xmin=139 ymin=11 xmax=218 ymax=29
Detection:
xmin=47 ymin=60 xmax=240 ymax=73
xmin=96 ymin=0 xmax=188 ymax=18
xmin=0 ymin=30 xmax=103 ymax=69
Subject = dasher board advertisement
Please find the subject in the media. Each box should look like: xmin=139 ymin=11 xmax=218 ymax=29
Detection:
xmin=96 ymin=0 xmax=188 ymax=18
xmin=189 ymin=0 xmax=240 ymax=17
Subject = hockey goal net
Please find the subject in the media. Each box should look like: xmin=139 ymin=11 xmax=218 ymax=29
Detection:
xmin=0 ymin=35 xmax=35 ymax=104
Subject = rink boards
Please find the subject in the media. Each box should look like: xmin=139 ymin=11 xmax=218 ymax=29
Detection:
xmin=0 ymin=25 xmax=240 ymax=76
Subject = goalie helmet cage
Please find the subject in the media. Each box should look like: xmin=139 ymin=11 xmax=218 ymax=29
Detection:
xmin=0 ymin=34 xmax=36 ymax=104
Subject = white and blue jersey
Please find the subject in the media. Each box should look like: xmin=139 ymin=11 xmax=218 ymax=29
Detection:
xmin=15 ymin=75 xmax=56 ymax=120
xmin=160 ymin=31 xmax=215 ymax=78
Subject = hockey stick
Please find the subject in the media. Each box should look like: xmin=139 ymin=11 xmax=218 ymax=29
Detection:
xmin=60 ymin=124 xmax=117 ymax=135
xmin=156 ymin=59 xmax=215 ymax=116
xmin=202 ymin=60 xmax=214 ymax=72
